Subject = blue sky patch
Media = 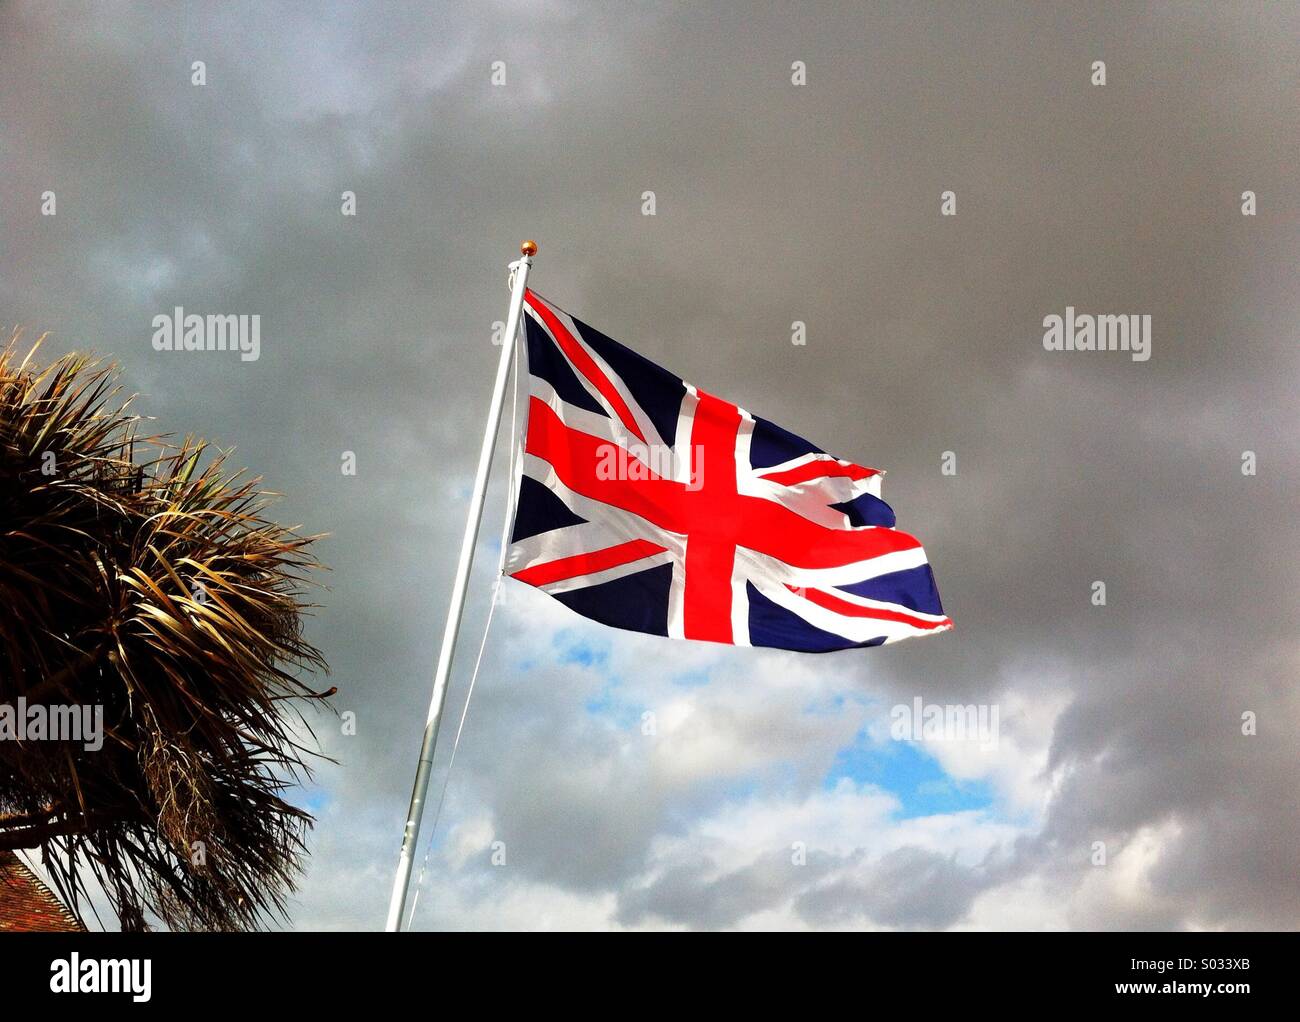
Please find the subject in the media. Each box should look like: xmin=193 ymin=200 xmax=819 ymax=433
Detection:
xmin=827 ymin=730 xmax=995 ymax=818
xmin=553 ymin=628 xmax=610 ymax=669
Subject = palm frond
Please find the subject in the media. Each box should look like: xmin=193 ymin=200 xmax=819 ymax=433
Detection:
xmin=0 ymin=331 xmax=330 ymax=930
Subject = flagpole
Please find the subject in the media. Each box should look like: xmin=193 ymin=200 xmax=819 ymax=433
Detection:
xmin=384 ymin=240 xmax=537 ymax=932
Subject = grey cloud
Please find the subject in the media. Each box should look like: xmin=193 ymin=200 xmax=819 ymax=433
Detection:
xmin=796 ymin=846 xmax=990 ymax=930
xmin=618 ymin=849 xmax=825 ymax=930
xmin=618 ymin=845 xmax=994 ymax=931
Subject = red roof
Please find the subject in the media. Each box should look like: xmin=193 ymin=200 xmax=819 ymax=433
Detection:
xmin=0 ymin=850 xmax=85 ymax=931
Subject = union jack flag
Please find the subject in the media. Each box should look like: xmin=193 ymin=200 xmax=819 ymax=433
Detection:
xmin=506 ymin=290 xmax=953 ymax=652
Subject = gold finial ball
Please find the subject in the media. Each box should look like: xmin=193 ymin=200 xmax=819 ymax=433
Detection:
xmin=520 ymin=240 xmax=538 ymax=257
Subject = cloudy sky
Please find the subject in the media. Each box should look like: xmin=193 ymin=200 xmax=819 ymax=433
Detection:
xmin=2 ymin=1 xmax=1297 ymax=930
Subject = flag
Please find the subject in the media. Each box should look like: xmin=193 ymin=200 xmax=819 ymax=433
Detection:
xmin=505 ymin=290 xmax=952 ymax=652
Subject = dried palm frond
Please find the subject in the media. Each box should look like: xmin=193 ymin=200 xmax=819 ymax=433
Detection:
xmin=0 ymin=331 xmax=330 ymax=930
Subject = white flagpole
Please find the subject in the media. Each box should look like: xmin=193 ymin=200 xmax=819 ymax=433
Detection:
xmin=384 ymin=240 xmax=537 ymax=931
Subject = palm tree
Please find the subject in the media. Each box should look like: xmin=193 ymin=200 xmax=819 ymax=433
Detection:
xmin=0 ymin=333 xmax=330 ymax=930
